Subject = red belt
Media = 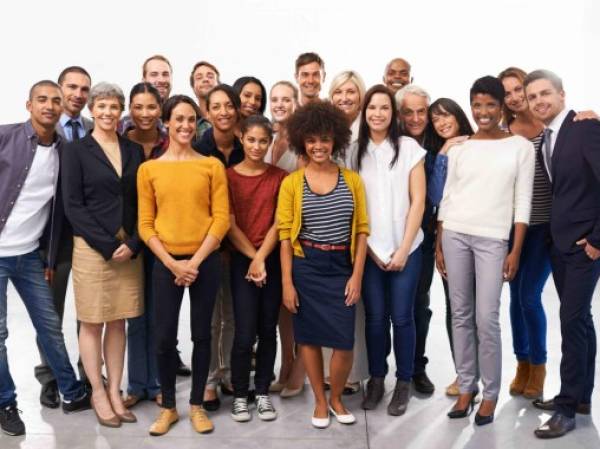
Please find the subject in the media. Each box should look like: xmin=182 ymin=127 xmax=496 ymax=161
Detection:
xmin=300 ymin=240 xmax=349 ymax=251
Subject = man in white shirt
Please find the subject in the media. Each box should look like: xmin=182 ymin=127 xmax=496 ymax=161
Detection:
xmin=0 ymin=81 xmax=90 ymax=437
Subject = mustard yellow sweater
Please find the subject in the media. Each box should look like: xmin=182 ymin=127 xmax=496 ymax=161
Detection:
xmin=137 ymin=157 xmax=230 ymax=255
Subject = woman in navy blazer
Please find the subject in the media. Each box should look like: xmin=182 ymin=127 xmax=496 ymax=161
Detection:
xmin=62 ymin=82 xmax=144 ymax=427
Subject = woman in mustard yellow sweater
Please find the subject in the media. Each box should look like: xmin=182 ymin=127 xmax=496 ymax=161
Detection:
xmin=277 ymin=102 xmax=369 ymax=428
xmin=137 ymin=95 xmax=230 ymax=436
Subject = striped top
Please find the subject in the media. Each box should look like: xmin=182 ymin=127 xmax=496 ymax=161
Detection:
xmin=299 ymin=170 xmax=354 ymax=244
xmin=529 ymin=132 xmax=552 ymax=225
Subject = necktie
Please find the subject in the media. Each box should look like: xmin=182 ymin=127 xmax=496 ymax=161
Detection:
xmin=543 ymin=127 xmax=553 ymax=176
xmin=70 ymin=119 xmax=81 ymax=142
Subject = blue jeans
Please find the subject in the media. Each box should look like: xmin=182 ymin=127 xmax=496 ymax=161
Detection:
xmin=362 ymin=247 xmax=422 ymax=381
xmin=0 ymin=251 xmax=84 ymax=407
xmin=509 ymin=223 xmax=551 ymax=364
xmin=126 ymin=248 xmax=160 ymax=399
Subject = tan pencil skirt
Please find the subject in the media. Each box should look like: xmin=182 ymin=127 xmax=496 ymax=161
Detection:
xmin=72 ymin=236 xmax=144 ymax=323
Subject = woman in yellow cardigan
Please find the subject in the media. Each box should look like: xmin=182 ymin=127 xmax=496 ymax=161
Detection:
xmin=137 ymin=95 xmax=229 ymax=436
xmin=277 ymin=101 xmax=369 ymax=428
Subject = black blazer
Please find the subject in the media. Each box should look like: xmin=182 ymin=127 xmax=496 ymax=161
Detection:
xmin=61 ymin=133 xmax=144 ymax=260
xmin=550 ymin=110 xmax=600 ymax=253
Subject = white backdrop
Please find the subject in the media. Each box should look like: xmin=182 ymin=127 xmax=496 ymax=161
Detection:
xmin=2 ymin=0 xmax=598 ymax=123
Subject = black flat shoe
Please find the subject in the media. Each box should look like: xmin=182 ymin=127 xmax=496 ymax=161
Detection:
xmin=474 ymin=411 xmax=494 ymax=426
xmin=40 ymin=380 xmax=60 ymax=409
xmin=175 ymin=352 xmax=191 ymax=377
xmin=412 ymin=372 xmax=435 ymax=395
xmin=447 ymin=391 xmax=477 ymax=419
xmin=203 ymin=397 xmax=221 ymax=412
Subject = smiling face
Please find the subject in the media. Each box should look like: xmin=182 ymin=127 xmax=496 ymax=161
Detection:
xmin=60 ymin=72 xmax=91 ymax=118
xmin=366 ymin=92 xmax=393 ymax=135
xmin=192 ymin=65 xmax=219 ymax=100
xmin=270 ymin=84 xmax=296 ymax=124
xmin=400 ymin=93 xmax=428 ymax=139
xmin=165 ymin=102 xmax=196 ymax=146
xmin=144 ymin=59 xmax=172 ymax=100
xmin=502 ymin=76 xmax=528 ymax=114
xmin=129 ymin=92 xmax=161 ymax=132
xmin=295 ymin=61 xmax=324 ymax=101
xmin=470 ymin=93 xmax=502 ymax=132
xmin=208 ymin=90 xmax=238 ymax=133
xmin=384 ymin=59 xmax=411 ymax=93
xmin=525 ymin=78 xmax=565 ymax=125
xmin=239 ymin=82 xmax=263 ymax=118
xmin=90 ymin=96 xmax=122 ymax=132
xmin=241 ymin=125 xmax=271 ymax=163
xmin=304 ymin=134 xmax=334 ymax=164
xmin=27 ymin=85 xmax=63 ymax=131
xmin=332 ymin=80 xmax=361 ymax=122
xmin=431 ymin=107 xmax=460 ymax=140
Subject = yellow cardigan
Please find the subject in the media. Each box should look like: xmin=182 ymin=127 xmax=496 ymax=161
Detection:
xmin=276 ymin=167 xmax=369 ymax=261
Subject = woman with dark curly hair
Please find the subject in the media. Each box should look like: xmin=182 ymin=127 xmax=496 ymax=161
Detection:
xmin=277 ymin=101 xmax=369 ymax=428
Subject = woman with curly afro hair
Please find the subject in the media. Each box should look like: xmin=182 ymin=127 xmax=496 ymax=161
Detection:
xmin=276 ymin=101 xmax=369 ymax=428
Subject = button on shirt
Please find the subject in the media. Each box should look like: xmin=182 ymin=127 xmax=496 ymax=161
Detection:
xmin=0 ymin=143 xmax=59 ymax=256
xmin=354 ymin=136 xmax=426 ymax=264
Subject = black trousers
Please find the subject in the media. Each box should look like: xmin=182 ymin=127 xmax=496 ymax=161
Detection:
xmin=34 ymin=237 xmax=86 ymax=385
xmin=551 ymin=245 xmax=600 ymax=417
xmin=413 ymin=228 xmax=435 ymax=375
xmin=153 ymin=251 xmax=220 ymax=408
xmin=230 ymin=251 xmax=281 ymax=397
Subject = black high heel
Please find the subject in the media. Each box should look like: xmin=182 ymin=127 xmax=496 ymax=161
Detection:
xmin=474 ymin=400 xmax=495 ymax=426
xmin=447 ymin=391 xmax=477 ymax=419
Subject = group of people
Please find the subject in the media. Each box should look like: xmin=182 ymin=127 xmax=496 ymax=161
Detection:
xmin=0 ymin=51 xmax=598 ymax=441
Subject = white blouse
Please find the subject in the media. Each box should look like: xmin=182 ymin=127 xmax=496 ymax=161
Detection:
xmin=265 ymin=134 xmax=298 ymax=173
xmin=349 ymin=136 xmax=426 ymax=264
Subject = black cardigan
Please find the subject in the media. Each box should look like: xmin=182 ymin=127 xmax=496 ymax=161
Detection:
xmin=61 ymin=133 xmax=144 ymax=260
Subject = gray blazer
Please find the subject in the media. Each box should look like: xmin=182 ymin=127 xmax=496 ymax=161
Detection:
xmin=55 ymin=115 xmax=93 ymax=140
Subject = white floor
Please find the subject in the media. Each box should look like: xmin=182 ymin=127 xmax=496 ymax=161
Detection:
xmin=2 ymin=270 xmax=600 ymax=449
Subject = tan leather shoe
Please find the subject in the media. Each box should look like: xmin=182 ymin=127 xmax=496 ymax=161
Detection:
xmin=445 ymin=378 xmax=460 ymax=397
xmin=523 ymin=364 xmax=546 ymax=399
xmin=149 ymin=408 xmax=179 ymax=436
xmin=190 ymin=405 xmax=214 ymax=434
xmin=509 ymin=361 xmax=530 ymax=395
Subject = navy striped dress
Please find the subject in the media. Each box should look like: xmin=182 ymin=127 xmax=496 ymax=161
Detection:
xmin=292 ymin=171 xmax=356 ymax=350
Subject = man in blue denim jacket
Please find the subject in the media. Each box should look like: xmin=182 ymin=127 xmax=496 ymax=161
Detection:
xmin=0 ymin=80 xmax=90 ymax=436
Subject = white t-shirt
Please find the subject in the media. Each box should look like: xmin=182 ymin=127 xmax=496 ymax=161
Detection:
xmin=438 ymin=135 xmax=534 ymax=240
xmin=349 ymin=136 xmax=426 ymax=264
xmin=0 ymin=143 xmax=59 ymax=256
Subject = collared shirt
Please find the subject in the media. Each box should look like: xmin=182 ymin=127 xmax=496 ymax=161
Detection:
xmin=195 ymin=117 xmax=212 ymax=142
xmin=541 ymin=107 xmax=569 ymax=179
xmin=0 ymin=142 xmax=59 ymax=256
xmin=192 ymin=127 xmax=244 ymax=168
xmin=119 ymin=120 xmax=169 ymax=160
xmin=59 ymin=113 xmax=85 ymax=141
xmin=352 ymin=136 xmax=426 ymax=263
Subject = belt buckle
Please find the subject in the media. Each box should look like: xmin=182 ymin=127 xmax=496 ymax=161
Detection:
xmin=321 ymin=243 xmax=331 ymax=251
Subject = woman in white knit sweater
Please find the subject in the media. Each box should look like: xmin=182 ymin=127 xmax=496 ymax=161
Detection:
xmin=435 ymin=76 xmax=534 ymax=426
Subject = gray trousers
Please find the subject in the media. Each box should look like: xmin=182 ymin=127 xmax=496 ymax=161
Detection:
xmin=442 ymin=230 xmax=507 ymax=400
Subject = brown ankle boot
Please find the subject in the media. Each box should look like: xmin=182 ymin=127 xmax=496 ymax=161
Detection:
xmin=509 ymin=361 xmax=530 ymax=395
xmin=523 ymin=364 xmax=546 ymax=399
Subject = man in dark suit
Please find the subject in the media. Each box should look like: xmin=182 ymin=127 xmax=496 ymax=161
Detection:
xmin=525 ymin=69 xmax=600 ymax=439
xmin=35 ymin=66 xmax=93 ymax=409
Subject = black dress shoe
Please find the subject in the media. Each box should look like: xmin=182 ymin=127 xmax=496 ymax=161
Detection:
xmin=62 ymin=388 xmax=91 ymax=414
xmin=412 ymin=372 xmax=435 ymax=395
xmin=532 ymin=398 xmax=591 ymax=415
xmin=175 ymin=352 xmax=191 ymax=377
xmin=534 ymin=412 xmax=576 ymax=439
xmin=203 ymin=397 xmax=221 ymax=412
xmin=40 ymin=380 xmax=60 ymax=409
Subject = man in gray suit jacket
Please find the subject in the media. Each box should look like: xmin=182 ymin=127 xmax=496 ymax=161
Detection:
xmin=35 ymin=66 xmax=93 ymax=408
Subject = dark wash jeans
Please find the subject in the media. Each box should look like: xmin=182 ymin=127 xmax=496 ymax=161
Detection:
xmin=509 ymin=223 xmax=552 ymax=364
xmin=230 ymin=251 xmax=281 ymax=397
xmin=153 ymin=251 xmax=220 ymax=408
xmin=0 ymin=250 xmax=84 ymax=407
xmin=362 ymin=247 xmax=423 ymax=381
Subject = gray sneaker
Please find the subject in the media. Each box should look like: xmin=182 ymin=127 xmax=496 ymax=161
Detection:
xmin=387 ymin=380 xmax=410 ymax=416
xmin=362 ymin=377 xmax=385 ymax=410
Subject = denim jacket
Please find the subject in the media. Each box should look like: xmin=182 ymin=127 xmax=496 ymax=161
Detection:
xmin=0 ymin=120 xmax=63 ymax=267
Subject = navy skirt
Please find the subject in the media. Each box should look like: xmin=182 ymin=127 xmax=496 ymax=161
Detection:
xmin=292 ymin=245 xmax=355 ymax=350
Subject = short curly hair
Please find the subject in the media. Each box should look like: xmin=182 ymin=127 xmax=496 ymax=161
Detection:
xmin=287 ymin=101 xmax=351 ymax=159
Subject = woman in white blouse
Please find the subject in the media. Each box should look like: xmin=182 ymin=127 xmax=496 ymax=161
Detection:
xmin=265 ymin=81 xmax=299 ymax=173
xmin=348 ymin=84 xmax=426 ymax=416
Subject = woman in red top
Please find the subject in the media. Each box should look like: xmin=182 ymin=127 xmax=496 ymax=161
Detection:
xmin=227 ymin=115 xmax=287 ymax=423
